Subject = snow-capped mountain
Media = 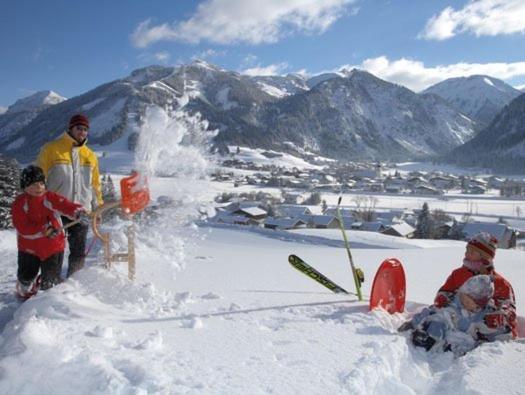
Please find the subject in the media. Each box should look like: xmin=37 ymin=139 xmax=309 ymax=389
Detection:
xmin=251 ymin=74 xmax=309 ymax=98
xmin=6 ymin=90 xmax=66 ymax=114
xmin=306 ymin=72 xmax=343 ymax=89
xmin=1 ymin=62 xmax=477 ymax=162
xmin=230 ymin=69 xmax=476 ymax=161
xmin=0 ymin=91 xmax=66 ymax=148
xmin=445 ymin=92 xmax=525 ymax=173
xmin=422 ymin=75 xmax=521 ymax=127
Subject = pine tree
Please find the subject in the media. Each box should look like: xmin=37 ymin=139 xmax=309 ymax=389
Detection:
xmin=449 ymin=219 xmax=465 ymax=240
xmin=0 ymin=155 xmax=20 ymax=229
xmin=303 ymin=192 xmax=321 ymax=205
xmin=101 ymin=174 xmax=117 ymax=202
xmin=415 ymin=202 xmax=434 ymax=239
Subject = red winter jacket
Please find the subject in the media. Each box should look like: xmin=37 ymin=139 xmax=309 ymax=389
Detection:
xmin=11 ymin=191 xmax=83 ymax=260
xmin=434 ymin=266 xmax=517 ymax=338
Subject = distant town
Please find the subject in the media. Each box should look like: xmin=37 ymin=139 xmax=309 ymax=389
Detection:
xmin=205 ymin=150 xmax=525 ymax=249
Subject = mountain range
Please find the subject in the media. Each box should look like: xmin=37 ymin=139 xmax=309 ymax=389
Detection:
xmin=422 ymin=75 xmax=521 ymax=128
xmin=446 ymin=92 xmax=525 ymax=173
xmin=0 ymin=61 xmax=522 ymax=169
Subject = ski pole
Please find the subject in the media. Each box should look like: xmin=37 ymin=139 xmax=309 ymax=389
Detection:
xmin=335 ymin=196 xmax=364 ymax=301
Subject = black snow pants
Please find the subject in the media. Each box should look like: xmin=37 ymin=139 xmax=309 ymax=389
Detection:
xmin=62 ymin=216 xmax=89 ymax=277
xmin=17 ymin=251 xmax=64 ymax=290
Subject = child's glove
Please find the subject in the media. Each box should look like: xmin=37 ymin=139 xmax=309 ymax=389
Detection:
xmin=484 ymin=312 xmax=507 ymax=328
xmin=44 ymin=224 xmax=59 ymax=239
xmin=434 ymin=293 xmax=450 ymax=308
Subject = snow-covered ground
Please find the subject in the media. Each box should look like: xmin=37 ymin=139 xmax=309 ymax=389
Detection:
xmin=1 ymin=197 xmax=524 ymax=394
xmin=1 ymin=107 xmax=525 ymax=394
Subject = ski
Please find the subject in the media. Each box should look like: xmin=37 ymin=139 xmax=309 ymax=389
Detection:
xmin=288 ymin=254 xmax=349 ymax=294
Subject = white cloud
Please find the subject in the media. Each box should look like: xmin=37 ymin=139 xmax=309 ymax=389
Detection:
xmin=0 ymin=106 xmax=7 ymax=115
xmin=191 ymin=49 xmax=227 ymax=61
xmin=154 ymin=51 xmax=171 ymax=63
xmin=131 ymin=0 xmax=356 ymax=47
xmin=137 ymin=51 xmax=171 ymax=64
xmin=339 ymin=56 xmax=525 ymax=91
xmin=515 ymin=84 xmax=525 ymax=91
xmin=240 ymin=54 xmax=259 ymax=68
xmin=241 ymin=62 xmax=290 ymax=76
xmin=420 ymin=0 xmax=525 ymax=40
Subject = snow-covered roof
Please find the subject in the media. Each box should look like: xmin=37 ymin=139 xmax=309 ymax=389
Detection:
xmin=384 ymin=222 xmax=415 ymax=237
xmin=301 ymin=214 xmax=339 ymax=227
xmin=264 ymin=217 xmax=305 ymax=229
xmin=278 ymin=205 xmax=312 ymax=217
xmin=224 ymin=201 xmax=263 ymax=212
xmin=462 ymin=222 xmax=513 ymax=241
xmin=358 ymin=221 xmax=386 ymax=232
xmin=234 ymin=207 xmax=268 ymax=217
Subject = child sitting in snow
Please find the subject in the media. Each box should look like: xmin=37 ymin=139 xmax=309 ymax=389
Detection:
xmin=434 ymin=232 xmax=517 ymax=338
xmin=11 ymin=165 xmax=86 ymax=297
xmin=400 ymin=275 xmax=512 ymax=357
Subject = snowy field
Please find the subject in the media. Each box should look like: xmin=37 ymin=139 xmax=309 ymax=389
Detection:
xmin=1 ymin=107 xmax=525 ymax=394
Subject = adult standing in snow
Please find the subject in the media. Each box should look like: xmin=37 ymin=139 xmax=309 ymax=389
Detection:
xmin=36 ymin=114 xmax=103 ymax=277
xmin=434 ymin=232 xmax=517 ymax=338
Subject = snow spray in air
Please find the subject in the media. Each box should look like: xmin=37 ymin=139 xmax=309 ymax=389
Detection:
xmin=129 ymin=105 xmax=217 ymax=280
xmin=134 ymin=105 xmax=216 ymax=179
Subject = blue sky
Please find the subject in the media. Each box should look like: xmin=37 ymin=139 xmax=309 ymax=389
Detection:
xmin=1 ymin=0 xmax=525 ymax=110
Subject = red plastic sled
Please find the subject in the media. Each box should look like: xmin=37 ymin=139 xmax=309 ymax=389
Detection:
xmin=369 ymin=258 xmax=406 ymax=314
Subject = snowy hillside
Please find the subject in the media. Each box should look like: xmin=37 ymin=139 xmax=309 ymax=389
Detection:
xmin=423 ymin=75 xmax=521 ymax=127
xmin=446 ymin=92 xmax=525 ymax=173
xmin=0 ymin=107 xmax=524 ymax=394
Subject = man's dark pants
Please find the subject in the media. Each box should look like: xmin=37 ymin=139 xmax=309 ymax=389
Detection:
xmin=62 ymin=216 xmax=89 ymax=277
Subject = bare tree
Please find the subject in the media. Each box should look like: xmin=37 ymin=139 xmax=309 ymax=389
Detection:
xmin=352 ymin=195 xmax=378 ymax=221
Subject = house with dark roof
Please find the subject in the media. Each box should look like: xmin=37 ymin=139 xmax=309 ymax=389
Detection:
xmin=278 ymin=205 xmax=313 ymax=218
xmin=461 ymin=222 xmax=518 ymax=248
xmin=352 ymin=221 xmax=386 ymax=232
xmin=301 ymin=215 xmax=341 ymax=229
xmin=264 ymin=217 xmax=307 ymax=230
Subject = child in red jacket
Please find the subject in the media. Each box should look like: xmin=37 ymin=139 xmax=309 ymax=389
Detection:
xmin=434 ymin=232 xmax=517 ymax=338
xmin=11 ymin=165 xmax=85 ymax=297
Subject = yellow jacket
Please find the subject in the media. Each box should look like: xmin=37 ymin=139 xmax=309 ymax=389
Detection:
xmin=36 ymin=133 xmax=103 ymax=210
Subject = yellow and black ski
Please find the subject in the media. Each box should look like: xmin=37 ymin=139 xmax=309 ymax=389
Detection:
xmin=288 ymin=254 xmax=349 ymax=294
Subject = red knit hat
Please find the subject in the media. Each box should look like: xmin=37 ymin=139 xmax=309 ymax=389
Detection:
xmin=69 ymin=114 xmax=89 ymax=130
xmin=467 ymin=232 xmax=497 ymax=263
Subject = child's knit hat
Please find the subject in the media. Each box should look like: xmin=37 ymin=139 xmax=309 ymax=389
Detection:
xmin=20 ymin=165 xmax=45 ymax=190
xmin=467 ymin=232 xmax=498 ymax=264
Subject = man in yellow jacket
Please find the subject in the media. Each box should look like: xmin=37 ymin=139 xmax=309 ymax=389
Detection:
xmin=36 ymin=114 xmax=103 ymax=277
